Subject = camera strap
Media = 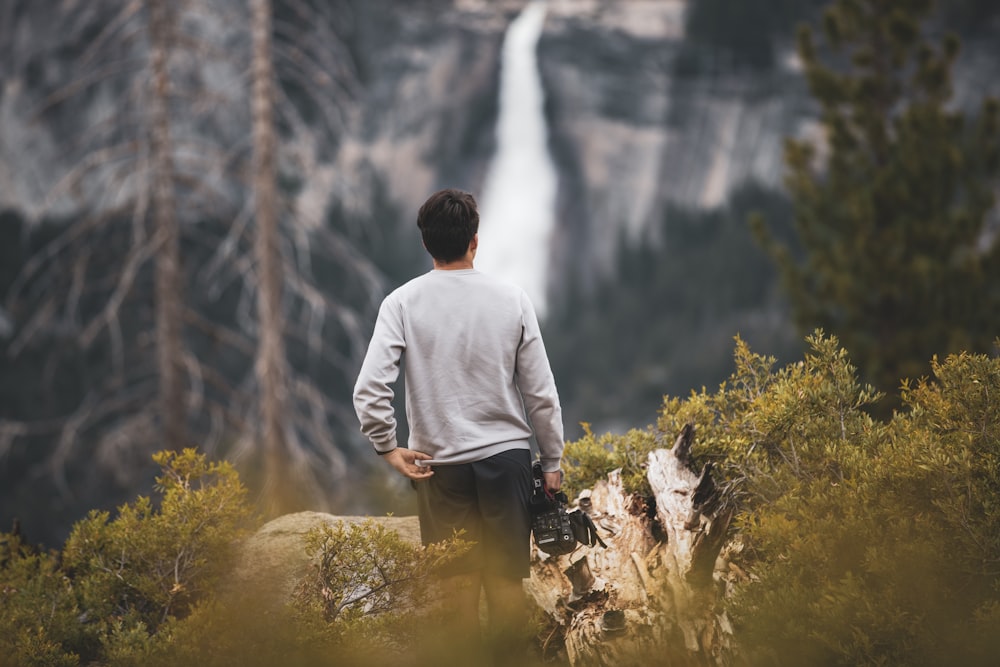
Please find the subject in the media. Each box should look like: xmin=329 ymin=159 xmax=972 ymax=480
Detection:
xmin=569 ymin=510 xmax=607 ymax=549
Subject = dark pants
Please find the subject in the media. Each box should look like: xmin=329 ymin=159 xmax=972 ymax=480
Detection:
xmin=414 ymin=448 xmax=532 ymax=579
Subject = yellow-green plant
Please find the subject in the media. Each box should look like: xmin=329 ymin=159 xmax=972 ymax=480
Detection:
xmin=724 ymin=341 xmax=1000 ymax=665
xmin=159 ymin=519 xmax=474 ymax=667
xmin=1 ymin=449 xmax=256 ymax=666
xmin=560 ymin=332 xmax=1000 ymax=665
xmin=0 ymin=534 xmax=84 ymax=667
xmin=60 ymin=449 xmax=254 ymax=663
xmin=560 ymin=423 xmax=656 ymax=499
xmin=293 ymin=520 xmax=469 ymax=631
xmin=62 ymin=449 xmax=254 ymax=633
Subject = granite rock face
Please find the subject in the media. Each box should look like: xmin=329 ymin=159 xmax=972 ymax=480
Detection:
xmin=3 ymin=0 xmax=997 ymax=291
xmin=539 ymin=1 xmax=810 ymax=293
xmin=536 ymin=2 xmax=1000 ymax=293
xmin=0 ymin=0 xmax=511 ymax=229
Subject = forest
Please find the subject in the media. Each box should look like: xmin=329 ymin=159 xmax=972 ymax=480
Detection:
xmin=2 ymin=0 xmax=1000 ymax=664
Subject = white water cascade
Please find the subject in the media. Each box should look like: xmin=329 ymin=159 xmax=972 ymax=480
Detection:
xmin=476 ymin=1 xmax=558 ymax=317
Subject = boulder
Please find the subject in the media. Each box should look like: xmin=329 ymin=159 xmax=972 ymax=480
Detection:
xmin=234 ymin=511 xmax=422 ymax=606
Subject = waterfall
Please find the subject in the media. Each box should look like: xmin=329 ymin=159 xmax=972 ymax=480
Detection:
xmin=476 ymin=1 xmax=558 ymax=317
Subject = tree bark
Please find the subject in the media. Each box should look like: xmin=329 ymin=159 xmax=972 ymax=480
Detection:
xmin=147 ymin=0 xmax=186 ymax=452
xmin=526 ymin=425 xmax=735 ymax=666
xmin=250 ymin=0 xmax=290 ymax=513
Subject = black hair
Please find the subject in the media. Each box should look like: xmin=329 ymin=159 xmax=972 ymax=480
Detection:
xmin=416 ymin=189 xmax=479 ymax=263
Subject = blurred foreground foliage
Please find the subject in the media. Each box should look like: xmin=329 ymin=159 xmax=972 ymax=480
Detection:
xmin=4 ymin=332 xmax=999 ymax=665
xmin=1 ymin=449 xmax=256 ymax=666
xmin=562 ymin=331 xmax=1000 ymax=665
xmin=0 ymin=450 xmax=467 ymax=667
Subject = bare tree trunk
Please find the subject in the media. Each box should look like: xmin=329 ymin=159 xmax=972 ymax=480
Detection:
xmin=250 ymin=0 xmax=290 ymax=512
xmin=148 ymin=0 xmax=186 ymax=452
xmin=2 ymin=1 xmax=372 ymax=507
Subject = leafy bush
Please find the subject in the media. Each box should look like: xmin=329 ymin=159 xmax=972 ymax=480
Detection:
xmin=4 ymin=448 xmax=480 ymax=667
xmin=0 ymin=535 xmax=83 ymax=667
xmin=563 ymin=331 xmax=881 ymax=505
xmin=291 ymin=520 xmax=471 ymax=657
xmin=727 ymin=345 xmax=1000 ymax=665
xmin=150 ymin=596 xmax=320 ymax=667
xmin=1 ymin=449 xmax=256 ymax=666
xmin=561 ymin=423 xmax=657 ymax=499
xmin=560 ymin=332 xmax=1000 ymax=665
xmin=62 ymin=449 xmax=254 ymax=635
xmin=159 ymin=519 xmax=474 ymax=667
xmin=7 ymin=336 xmax=1000 ymax=666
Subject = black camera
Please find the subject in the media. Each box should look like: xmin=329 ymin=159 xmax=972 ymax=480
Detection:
xmin=530 ymin=462 xmax=608 ymax=556
xmin=530 ymin=462 xmax=577 ymax=555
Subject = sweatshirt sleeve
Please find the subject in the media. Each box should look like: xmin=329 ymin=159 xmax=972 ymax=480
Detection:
xmin=353 ymin=295 xmax=405 ymax=454
xmin=515 ymin=291 xmax=565 ymax=472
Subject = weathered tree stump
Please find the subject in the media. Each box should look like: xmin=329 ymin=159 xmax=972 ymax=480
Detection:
xmin=526 ymin=425 xmax=734 ymax=666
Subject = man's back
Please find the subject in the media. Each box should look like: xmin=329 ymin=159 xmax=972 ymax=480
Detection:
xmin=354 ymin=268 xmax=562 ymax=469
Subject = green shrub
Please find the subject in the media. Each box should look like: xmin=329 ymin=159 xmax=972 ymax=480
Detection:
xmin=292 ymin=521 xmax=470 ymax=643
xmin=160 ymin=518 xmax=474 ymax=667
xmin=7 ymin=337 xmax=1000 ymax=666
xmin=62 ymin=448 xmax=255 ymax=641
xmin=720 ymin=339 xmax=1000 ymax=665
xmin=560 ymin=423 xmax=657 ymax=499
xmin=0 ymin=449 xmax=258 ymax=666
xmin=561 ymin=332 xmax=1000 ymax=665
xmin=0 ymin=535 xmax=83 ymax=667
xmin=564 ymin=332 xmax=882 ymax=507
xmin=152 ymin=594 xmax=325 ymax=667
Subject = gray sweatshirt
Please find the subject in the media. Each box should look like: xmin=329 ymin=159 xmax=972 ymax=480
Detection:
xmin=353 ymin=269 xmax=564 ymax=472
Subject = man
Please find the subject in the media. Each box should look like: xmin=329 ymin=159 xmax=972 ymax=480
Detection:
xmin=353 ymin=188 xmax=564 ymax=659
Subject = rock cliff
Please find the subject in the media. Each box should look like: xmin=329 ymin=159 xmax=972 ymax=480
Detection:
xmin=539 ymin=1 xmax=999 ymax=292
xmin=3 ymin=0 xmax=997 ymax=296
xmin=0 ymin=0 xmax=512 ymax=228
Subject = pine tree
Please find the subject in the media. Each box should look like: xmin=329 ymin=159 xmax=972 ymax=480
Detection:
xmin=755 ymin=0 xmax=1000 ymax=399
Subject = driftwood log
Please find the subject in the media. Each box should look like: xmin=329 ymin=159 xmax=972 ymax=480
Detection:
xmin=526 ymin=424 xmax=734 ymax=666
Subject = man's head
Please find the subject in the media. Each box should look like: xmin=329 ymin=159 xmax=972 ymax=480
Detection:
xmin=416 ymin=189 xmax=479 ymax=263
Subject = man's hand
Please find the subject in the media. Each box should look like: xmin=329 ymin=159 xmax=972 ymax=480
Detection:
xmin=383 ymin=448 xmax=434 ymax=480
xmin=543 ymin=469 xmax=562 ymax=492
